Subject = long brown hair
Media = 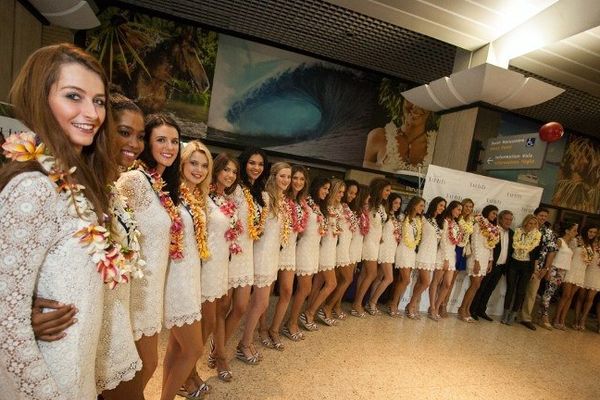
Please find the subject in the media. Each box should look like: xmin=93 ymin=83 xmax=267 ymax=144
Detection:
xmin=1 ymin=43 xmax=116 ymax=219
xmin=286 ymin=165 xmax=309 ymax=202
xmin=368 ymin=178 xmax=391 ymax=211
xmin=265 ymin=162 xmax=292 ymax=215
xmin=212 ymin=152 xmax=239 ymax=195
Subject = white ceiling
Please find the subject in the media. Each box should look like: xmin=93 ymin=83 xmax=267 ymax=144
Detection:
xmin=326 ymin=0 xmax=600 ymax=97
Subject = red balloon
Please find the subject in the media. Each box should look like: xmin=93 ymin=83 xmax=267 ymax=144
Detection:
xmin=539 ymin=122 xmax=564 ymax=142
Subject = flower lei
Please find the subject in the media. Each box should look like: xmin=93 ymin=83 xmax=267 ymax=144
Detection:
xmin=180 ymin=183 xmax=210 ymax=260
xmin=458 ymin=216 xmax=474 ymax=247
xmin=578 ymin=237 xmax=595 ymax=267
xmin=447 ymin=219 xmax=464 ymax=245
xmin=242 ymin=186 xmax=267 ymax=240
xmin=306 ymin=196 xmax=327 ymax=236
xmin=132 ymin=160 xmax=184 ymax=260
xmin=513 ymin=227 xmax=542 ymax=254
xmin=289 ymin=198 xmax=309 ymax=233
xmin=375 ymin=205 xmax=386 ymax=224
xmin=342 ymin=203 xmax=358 ymax=233
xmin=279 ymin=196 xmax=293 ymax=246
xmin=209 ymin=186 xmax=243 ymax=255
xmin=402 ymin=216 xmax=422 ymax=250
xmin=327 ymin=205 xmax=343 ymax=236
xmin=359 ymin=207 xmax=370 ymax=236
xmin=2 ymin=131 xmax=143 ymax=288
xmin=391 ymin=215 xmax=402 ymax=244
xmin=475 ymin=215 xmax=500 ymax=249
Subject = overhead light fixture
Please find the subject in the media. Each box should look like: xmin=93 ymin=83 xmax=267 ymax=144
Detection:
xmin=28 ymin=0 xmax=100 ymax=29
xmin=401 ymin=63 xmax=564 ymax=112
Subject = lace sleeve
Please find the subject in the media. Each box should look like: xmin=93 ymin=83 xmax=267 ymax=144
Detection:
xmin=440 ymin=220 xmax=450 ymax=261
xmin=116 ymin=170 xmax=153 ymax=212
xmin=0 ymin=172 xmax=65 ymax=400
xmin=471 ymin=224 xmax=484 ymax=263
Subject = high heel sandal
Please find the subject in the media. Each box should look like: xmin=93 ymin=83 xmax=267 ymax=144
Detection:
xmin=332 ymin=309 xmax=347 ymax=320
xmin=366 ymin=303 xmax=381 ymax=316
xmin=269 ymin=330 xmax=285 ymax=351
xmin=178 ymin=382 xmax=210 ymax=399
xmin=207 ymin=338 xmax=216 ymax=369
xmin=216 ymin=357 xmax=233 ymax=382
xmin=281 ymin=325 xmax=304 ymax=341
xmin=299 ymin=312 xmax=319 ymax=331
xmin=350 ymin=308 xmax=366 ymax=318
xmin=405 ymin=305 xmax=419 ymax=320
xmin=259 ymin=331 xmax=275 ymax=349
xmin=317 ymin=308 xmax=338 ymax=326
xmin=235 ymin=343 xmax=260 ymax=365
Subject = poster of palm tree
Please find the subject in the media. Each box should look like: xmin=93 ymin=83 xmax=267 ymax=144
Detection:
xmin=85 ymin=7 xmax=218 ymax=137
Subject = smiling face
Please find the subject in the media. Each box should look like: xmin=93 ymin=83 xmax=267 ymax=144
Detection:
xmin=535 ymin=211 xmax=549 ymax=226
xmin=381 ymin=185 xmax=392 ymax=201
xmin=435 ymin=201 xmax=446 ymax=217
xmin=318 ymin=183 xmax=330 ymax=200
xmin=149 ymin=124 xmax=179 ymax=174
xmin=276 ymin=167 xmax=292 ymax=192
xmin=415 ymin=200 xmax=425 ymax=215
xmin=345 ymin=184 xmax=358 ymax=203
xmin=587 ymin=227 xmax=598 ymax=241
xmin=499 ymin=213 xmax=514 ymax=230
xmin=523 ymin=217 xmax=538 ymax=232
xmin=246 ymin=153 xmax=265 ymax=183
xmin=462 ymin=201 xmax=474 ymax=217
xmin=451 ymin=204 xmax=463 ymax=219
xmin=391 ymin=197 xmax=402 ymax=212
xmin=291 ymin=171 xmax=306 ymax=195
xmin=48 ymin=63 xmax=106 ymax=152
xmin=114 ymin=110 xmax=145 ymax=168
xmin=182 ymin=150 xmax=209 ymax=186
xmin=217 ymin=160 xmax=238 ymax=189
xmin=487 ymin=210 xmax=498 ymax=224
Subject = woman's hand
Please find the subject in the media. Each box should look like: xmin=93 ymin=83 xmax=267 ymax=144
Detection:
xmin=31 ymin=297 xmax=77 ymax=341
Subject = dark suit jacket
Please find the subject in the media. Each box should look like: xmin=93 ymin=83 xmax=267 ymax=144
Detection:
xmin=493 ymin=228 xmax=514 ymax=265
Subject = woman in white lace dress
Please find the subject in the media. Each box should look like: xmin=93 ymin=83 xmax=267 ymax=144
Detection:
xmin=237 ymin=163 xmax=291 ymax=363
xmin=306 ymin=179 xmax=345 ymax=326
xmin=262 ymin=165 xmax=308 ymax=348
xmin=285 ymin=176 xmax=328 ymax=338
xmin=163 ymin=141 xmax=212 ymax=399
xmin=0 ymin=44 xmax=117 ymax=399
xmin=430 ymin=201 xmax=463 ymax=320
xmin=368 ymin=193 xmax=403 ymax=315
xmin=216 ymin=148 xmax=267 ymax=372
xmin=202 ymin=153 xmax=240 ymax=382
xmin=116 ymin=113 xmax=182 ymax=391
xmin=323 ymin=180 xmax=360 ymax=320
xmin=405 ymin=196 xmax=446 ymax=319
xmin=575 ymin=228 xmax=600 ymax=331
xmin=388 ymin=196 xmax=425 ymax=316
xmin=351 ymin=178 xmax=392 ymax=317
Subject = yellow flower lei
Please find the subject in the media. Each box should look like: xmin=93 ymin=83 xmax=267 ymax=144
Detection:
xmin=513 ymin=228 xmax=542 ymax=254
xmin=279 ymin=196 xmax=292 ymax=247
xmin=458 ymin=216 xmax=474 ymax=247
xmin=402 ymin=216 xmax=422 ymax=250
xmin=180 ymin=183 xmax=210 ymax=260
xmin=242 ymin=186 xmax=267 ymax=240
xmin=475 ymin=215 xmax=501 ymax=249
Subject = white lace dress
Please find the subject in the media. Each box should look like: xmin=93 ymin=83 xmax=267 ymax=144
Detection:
xmin=378 ymin=217 xmax=398 ymax=264
xmin=565 ymin=241 xmax=588 ymax=287
xmin=466 ymin=224 xmax=493 ymax=277
xmin=583 ymin=251 xmax=600 ymax=291
xmin=415 ymin=218 xmax=440 ymax=271
xmin=117 ymin=170 xmax=171 ymax=340
xmin=254 ymin=195 xmax=282 ymax=287
xmin=435 ymin=219 xmax=457 ymax=271
xmin=319 ymin=211 xmax=339 ymax=272
xmin=349 ymin=212 xmax=364 ymax=264
xmin=229 ymin=185 xmax=255 ymax=288
xmin=296 ymin=208 xmax=321 ymax=276
xmin=362 ymin=206 xmax=386 ymax=261
xmin=164 ymin=205 xmax=202 ymax=328
xmin=395 ymin=217 xmax=419 ymax=269
xmin=202 ymin=196 xmax=230 ymax=302
xmin=279 ymin=229 xmax=298 ymax=271
xmin=0 ymin=172 xmax=103 ymax=399
xmin=95 ymin=200 xmax=142 ymax=392
xmin=335 ymin=205 xmax=353 ymax=267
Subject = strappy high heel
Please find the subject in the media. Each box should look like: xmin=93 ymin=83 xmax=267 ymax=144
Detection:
xmin=235 ymin=343 xmax=260 ymax=365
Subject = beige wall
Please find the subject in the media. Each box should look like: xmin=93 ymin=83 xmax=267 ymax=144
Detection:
xmin=0 ymin=0 xmax=73 ymax=102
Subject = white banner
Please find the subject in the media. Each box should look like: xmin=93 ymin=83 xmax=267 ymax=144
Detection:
xmin=398 ymin=165 xmax=544 ymax=316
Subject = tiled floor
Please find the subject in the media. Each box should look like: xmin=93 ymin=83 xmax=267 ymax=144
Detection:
xmin=146 ymin=300 xmax=600 ymax=400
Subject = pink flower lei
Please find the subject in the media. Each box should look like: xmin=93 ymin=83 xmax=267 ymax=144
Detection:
xmin=447 ymin=219 xmax=464 ymax=245
xmin=342 ymin=203 xmax=358 ymax=233
xmin=392 ymin=215 xmax=402 ymax=244
xmin=359 ymin=206 xmax=370 ymax=236
xmin=289 ymin=197 xmax=309 ymax=233
xmin=209 ymin=186 xmax=244 ymax=255
xmin=306 ymin=196 xmax=327 ymax=236
xmin=327 ymin=205 xmax=343 ymax=236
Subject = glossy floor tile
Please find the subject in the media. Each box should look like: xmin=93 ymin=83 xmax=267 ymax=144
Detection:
xmin=145 ymin=300 xmax=600 ymax=399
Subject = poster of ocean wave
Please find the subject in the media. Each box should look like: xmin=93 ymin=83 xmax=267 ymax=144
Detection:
xmin=208 ymin=34 xmax=392 ymax=167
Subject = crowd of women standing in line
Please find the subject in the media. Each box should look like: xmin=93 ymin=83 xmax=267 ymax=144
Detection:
xmin=1 ymin=44 xmax=600 ymax=400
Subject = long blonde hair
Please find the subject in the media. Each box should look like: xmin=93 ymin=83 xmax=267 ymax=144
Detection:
xmin=326 ymin=178 xmax=345 ymax=209
xmin=180 ymin=140 xmax=213 ymax=195
xmin=520 ymin=214 xmax=539 ymax=231
xmin=265 ymin=162 xmax=291 ymax=215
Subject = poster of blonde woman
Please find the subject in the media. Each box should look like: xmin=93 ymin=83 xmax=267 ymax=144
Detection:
xmin=363 ymin=79 xmax=440 ymax=173
xmin=552 ymin=135 xmax=600 ymax=213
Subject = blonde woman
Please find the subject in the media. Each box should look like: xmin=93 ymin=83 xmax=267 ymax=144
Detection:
xmin=237 ymin=163 xmax=291 ymax=363
xmin=164 ymin=141 xmax=211 ymax=399
xmin=306 ymin=179 xmax=345 ymax=325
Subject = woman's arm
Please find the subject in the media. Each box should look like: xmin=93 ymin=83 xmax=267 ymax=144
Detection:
xmin=0 ymin=173 xmax=65 ymax=399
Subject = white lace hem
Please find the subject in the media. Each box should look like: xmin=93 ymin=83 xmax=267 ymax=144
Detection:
xmin=96 ymin=359 xmax=143 ymax=393
xmin=318 ymin=264 xmax=336 ymax=272
xmin=278 ymin=264 xmax=296 ymax=271
xmin=254 ymin=273 xmax=277 ymax=288
xmin=133 ymin=325 xmax=162 ymax=341
xmin=295 ymin=270 xmax=318 ymax=277
xmin=414 ymin=261 xmax=436 ymax=271
xmin=164 ymin=313 xmax=202 ymax=329
xmin=202 ymin=293 xmax=227 ymax=303
xmin=229 ymin=276 xmax=254 ymax=289
xmin=378 ymin=257 xmax=395 ymax=264
xmin=582 ymin=284 xmax=600 ymax=291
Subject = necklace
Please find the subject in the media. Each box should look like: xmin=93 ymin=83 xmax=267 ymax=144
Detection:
xmin=359 ymin=207 xmax=370 ymax=236
xmin=132 ymin=160 xmax=184 ymax=260
xmin=402 ymin=216 xmax=422 ymax=250
xmin=342 ymin=203 xmax=358 ymax=233
xmin=209 ymin=186 xmax=243 ymax=255
xmin=391 ymin=215 xmax=402 ymax=244
xmin=180 ymin=183 xmax=210 ymax=260
xmin=242 ymin=186 xmax=267 ymax=240
xmin=289 ymin=197 xmax=309 ymax=233
xmin=475 ymin=215 xmax=500 ymax=249
xmin=327 ymin=205 xmax=343 ymax=236
xmin=447 ymin=219 xmax=463 ymax=245
xmin=306 ymin=196 xmax=326 ymax=236
xmin=3 ymin=131 xmax=143 ymax=288
xmin=279 ymin=196 xmax=292 ymax=246
xmin=578 ymin=237 xmax=595 ymax=267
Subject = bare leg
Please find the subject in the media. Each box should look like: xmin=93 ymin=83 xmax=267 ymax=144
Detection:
xmin=428 ymin=269 xmax=445 ymax=316
xmin=387 ymin=268 xmax=412 ymax=313
xmin=555 ymin=283 xmax=575 ymax=325
xmin=135 ymin=334 xmax=159 ymax=390
xmin=325 ymin=264 xmax=355 ymax=315
xmin=440 ymin=271 xmax=459 ymax=317
xmin=435 ymin=270 xmax=455 ymax=314
xmin=214 ymin=295 xmax=232 ymax=378
xmin=369 ymin=263 xmax=393 ymax=308
xmin=306 ymin=269 xmax=337 ymax=319
xmin=258 ymin=285 xmax=275 ymax=338
xmin=161 ymin=321 xmax=204 ymax=400
xmin=351 ymin=260 xmax=378 ymax=313
xmin=102 ymin=368 xmax=145 ymax=400
xmin=458 ymin=276 xmax=482 ymax=319
xmin=224 ymin=285 xmax=251 ymax=343
xmin=407 ymin=269 xmax=432 ymax=314
xmin=574 ymin=287 xmax=586 ymax=328
xmin=270 ymin=270 xmax=295 ymax=337
xmin=306 ymin=273 xmax=324 ymax=311
xmin=240 ymin=285 xmax=272 ymax=358
xmin=581 ymin=290 xmax=598 ymax=329
xmin=287 ymin=274 xmax=313 ymax=334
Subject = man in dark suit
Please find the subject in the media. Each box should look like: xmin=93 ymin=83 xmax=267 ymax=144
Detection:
xmin=470 ymin=210 xmax=514 ymax=321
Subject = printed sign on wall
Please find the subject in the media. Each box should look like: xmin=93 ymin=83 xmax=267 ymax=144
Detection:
xmin=483 ymin=133 xmax=548 ymax=170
